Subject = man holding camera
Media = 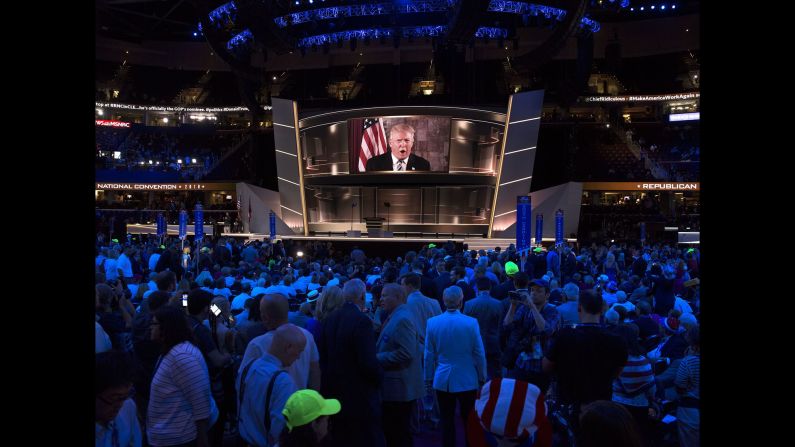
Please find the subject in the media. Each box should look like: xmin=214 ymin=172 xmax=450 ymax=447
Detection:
xmin=501 ymin=273 xmax=561 ymax=392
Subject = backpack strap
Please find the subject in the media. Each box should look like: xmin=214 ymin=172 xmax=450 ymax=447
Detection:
xmin=237 ymin=360 xmax=257 ymax=428
xmin=265 ymin=370 xmax=288 ymax=445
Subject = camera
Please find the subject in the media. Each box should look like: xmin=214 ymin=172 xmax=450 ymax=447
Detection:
xmin=210 ymin=303 xmax=221 ymax=316
xmin=182 ymin=293 xmax=189 ymax=307
xmin=508 ymin=291 xmax=523 ymax=301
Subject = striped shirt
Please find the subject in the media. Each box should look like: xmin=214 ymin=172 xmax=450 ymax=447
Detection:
xmin=675 ymin=354 xmax=700 ymax=400
xmin=612 ymin=355 xmax=656 ymax=407
xmin=147 ymin=342 xmax=212 ymax=446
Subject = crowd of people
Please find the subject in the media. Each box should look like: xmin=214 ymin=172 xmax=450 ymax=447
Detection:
xmin=96 ymin=235 xmax=700 ymax=447
xmin=96 ymin=127 xmax=246 ymax=181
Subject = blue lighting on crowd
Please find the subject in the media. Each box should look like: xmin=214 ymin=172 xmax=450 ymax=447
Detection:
xmin=620 ymin=0 xmax=630 ymax=7
xmin=226 ymin=29 xmax=253 ymax=50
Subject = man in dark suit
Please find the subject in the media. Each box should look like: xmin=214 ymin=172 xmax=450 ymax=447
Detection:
xmin=318 ymin=279 xmax=386 ymax=447
xmin=366 ymin=123 xmax=431 ymax=172
xmin=451 ymin=266 xmax=475 ymax=305
xmin=631 ymin=247 xmax=648 ymax=278
xmin=432 ymin=260 xmax=452 ymax=307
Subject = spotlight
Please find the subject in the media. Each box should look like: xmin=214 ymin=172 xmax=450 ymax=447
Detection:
xmin=640 ymin=6 xmax=644 ymax=10
xmin=97 ymin=109 xmax=104 ymax=116
xmin=651 ymin=5 xmax=655 ymax=9
xmin=630 ymin=7 xmax=634 ymax=11
xmin=297 ymin=251 xmax=304 ymax=257
xmin=192 ymin=158 xmax=197 ymax=163
xmin=177 ymin=159 xmax=183 ymax=164
xmin=193 ymin=32 xmax=198 ymax=37
xmin=661 ymin=5 xmax=666 ymax=9
xmin=672 ymin=4 xmax=676 ymax=8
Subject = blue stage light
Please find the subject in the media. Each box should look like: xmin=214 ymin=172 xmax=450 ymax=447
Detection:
xmin=661 ymin=5 xmax=666 ymax=9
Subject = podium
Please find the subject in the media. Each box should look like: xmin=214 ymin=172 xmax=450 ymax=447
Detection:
xmin=364 ymin=217 xmax=391 ymax=238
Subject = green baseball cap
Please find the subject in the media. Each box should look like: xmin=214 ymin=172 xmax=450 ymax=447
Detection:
xmin=428 ymin=243 xmax=436 ymax=248
xmin=282 ymin=389 xmax=341 ymax=432
xmin=533 ymin=247 xmax=543 ymax=253
xmin=505 ymin=261 xmax=519 ymax=276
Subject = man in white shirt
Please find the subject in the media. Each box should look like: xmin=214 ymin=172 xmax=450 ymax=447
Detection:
xmin=231 ymin=283 xmax=253 ymax=311
xmin=241 ymin=294 xmax=321 ymax=391
xmin=148 ymin=246 xmax=162 ymax=273
xmin=116 ymin=247 xmax=134 ymax=280
xmin=238 ymin=325 xmax=305 ymax=447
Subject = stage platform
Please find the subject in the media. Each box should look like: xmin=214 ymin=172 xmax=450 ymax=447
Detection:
xmin=221 ymin=233 xmax=576 ymax=257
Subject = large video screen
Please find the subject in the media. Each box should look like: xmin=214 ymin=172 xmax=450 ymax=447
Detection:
xmin=349 ymin=116 xmax=451 ymax=173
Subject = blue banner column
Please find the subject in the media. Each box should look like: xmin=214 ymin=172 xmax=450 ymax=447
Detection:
xmin=157 ymin=212 xmax=166 ymax=242
xmin=535 ymin=214 xmax=543 ymax=245
xmin=178 ymin=210 xmax=188 ymax=240
xmin=194 ymin=203 xmax=204 ymax=273
xmin=269 ymin=211 xmax=276 ymax=239
xmin=555 ymin=209 xmax=564 ymax=247
xmin=640 ymin=221 xmax=646 ymax=244
xmin=516 ymin=196 xmax=531 ymax=251
xmin=517 ymin=196 xmax=531 ymax=272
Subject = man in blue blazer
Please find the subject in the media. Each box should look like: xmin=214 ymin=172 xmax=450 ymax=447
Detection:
xmin=425 ymin=285 xmax=487 ymax=447
xmin=376 ymin=283 xmax=424 ymax=447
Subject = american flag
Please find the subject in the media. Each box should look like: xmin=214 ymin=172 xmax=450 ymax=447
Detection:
xmin=359 ymin=118 xmax=387 ymax=172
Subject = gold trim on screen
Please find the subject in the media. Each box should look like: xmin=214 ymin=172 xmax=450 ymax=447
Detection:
xmin=293 ymin=102 xmax=309 ymax=236
xmin=488 ymin=95 xmax=513 ymax=238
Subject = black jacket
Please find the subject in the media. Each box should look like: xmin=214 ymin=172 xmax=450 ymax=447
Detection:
xmin=319 ymin=302 xmax=385 ymax=447
xmin=365 ymin=152 xmax=431 ymax=171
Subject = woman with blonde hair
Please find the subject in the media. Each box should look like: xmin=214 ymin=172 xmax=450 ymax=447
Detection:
xmin=315 ymin=285 xmax=344 ymax=322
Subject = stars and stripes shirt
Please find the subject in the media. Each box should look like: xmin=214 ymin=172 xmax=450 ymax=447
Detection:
xmin=147 ymin=342 xmax=212 ymax=446
xmin=359 ymin=118 xmax=387 ymax=172
xmin=612 ymin=354 xmax=656 ymax=407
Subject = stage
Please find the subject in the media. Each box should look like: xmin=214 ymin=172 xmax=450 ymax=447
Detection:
xmin=220 ymin=233 xmax=576 ymax=258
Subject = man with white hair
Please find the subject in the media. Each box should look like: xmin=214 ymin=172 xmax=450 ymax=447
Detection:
xmin=556 ymin=282 xmax=580 ymax=326
xmin=425 ymin=285 xmax=487 ymax=447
